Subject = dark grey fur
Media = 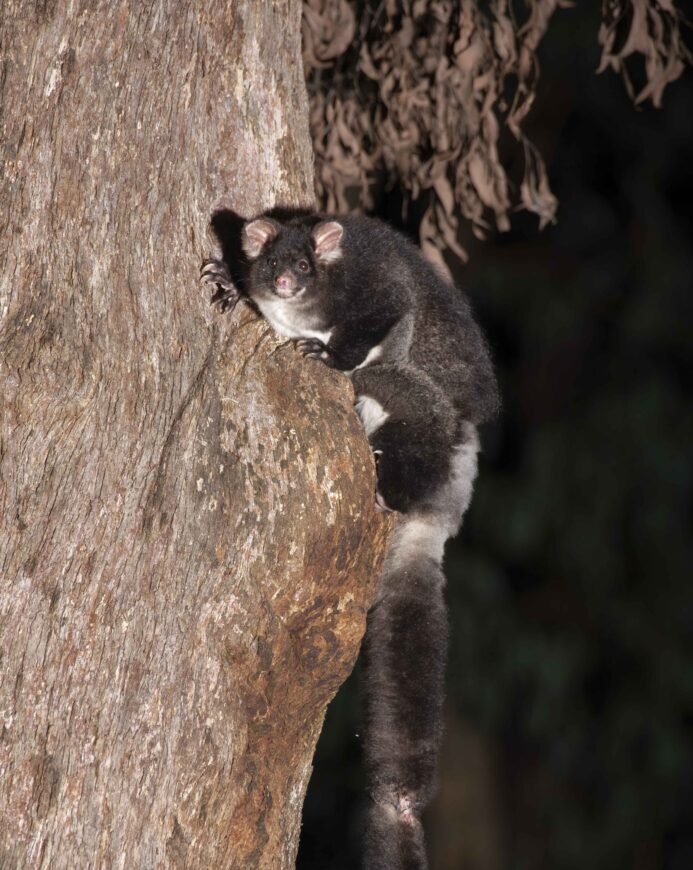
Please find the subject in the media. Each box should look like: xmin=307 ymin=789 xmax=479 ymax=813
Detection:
xmin=201 ymin=212 xmax=499 ymax=869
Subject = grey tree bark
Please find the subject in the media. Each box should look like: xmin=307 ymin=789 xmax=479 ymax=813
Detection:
xmin=0 ymin=2 xmax=392 ymax=867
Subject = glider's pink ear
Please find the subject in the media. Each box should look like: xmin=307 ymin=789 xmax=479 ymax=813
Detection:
xmin=312 ymin=221 xmax=344 ymax=263
xmin=242 ymin=219 xmax=279 ymax=259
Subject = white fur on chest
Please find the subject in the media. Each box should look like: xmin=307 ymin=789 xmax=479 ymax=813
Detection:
xmin=255 ymin=296 xmax=332 ymax=344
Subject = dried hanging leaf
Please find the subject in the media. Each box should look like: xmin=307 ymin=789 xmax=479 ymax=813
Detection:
xmin=597 ymin=0 xmax=692 ymax=107
xmin=302 ymin=0 xmax=357 ymax=71
xmin=303 ymin=0 xmax=691 ymax=262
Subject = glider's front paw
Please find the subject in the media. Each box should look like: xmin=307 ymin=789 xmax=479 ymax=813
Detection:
xmin=200 ymin=259 xmax=240 ymax=313
xmin=296 ymin=338 xmax=336 ymax=367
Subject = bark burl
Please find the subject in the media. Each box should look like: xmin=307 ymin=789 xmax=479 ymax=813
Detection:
xmin=0 ymin=2 xmax=392 ymax=866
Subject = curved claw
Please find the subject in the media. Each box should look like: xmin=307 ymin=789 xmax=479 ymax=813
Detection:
xmin=210 ymin=286 xmax=239 ymax=313
xmin=374 ymin=490 xmax=394 ymax=513
xmin=200 ymin=261 xmax=234 ymax=288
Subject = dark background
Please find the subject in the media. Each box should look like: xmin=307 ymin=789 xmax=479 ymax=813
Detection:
xmin=297 ymin=5 xmax=693 ymax=869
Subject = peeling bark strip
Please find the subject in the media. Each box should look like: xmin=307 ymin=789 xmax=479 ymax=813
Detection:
xmin=0 ymin=2 xmax=392 ymax=867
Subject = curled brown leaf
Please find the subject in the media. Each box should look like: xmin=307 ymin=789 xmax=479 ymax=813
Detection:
xmin=303 ymin=0 xmax=690 ymax=263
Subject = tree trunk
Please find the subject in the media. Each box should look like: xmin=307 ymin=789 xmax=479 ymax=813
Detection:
xmin=0 ymin=3 xmax=392 ymax=867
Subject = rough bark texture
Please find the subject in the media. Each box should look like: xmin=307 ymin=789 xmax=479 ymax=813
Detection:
xmin=0 ymin=2 xmax=392 ymax=867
